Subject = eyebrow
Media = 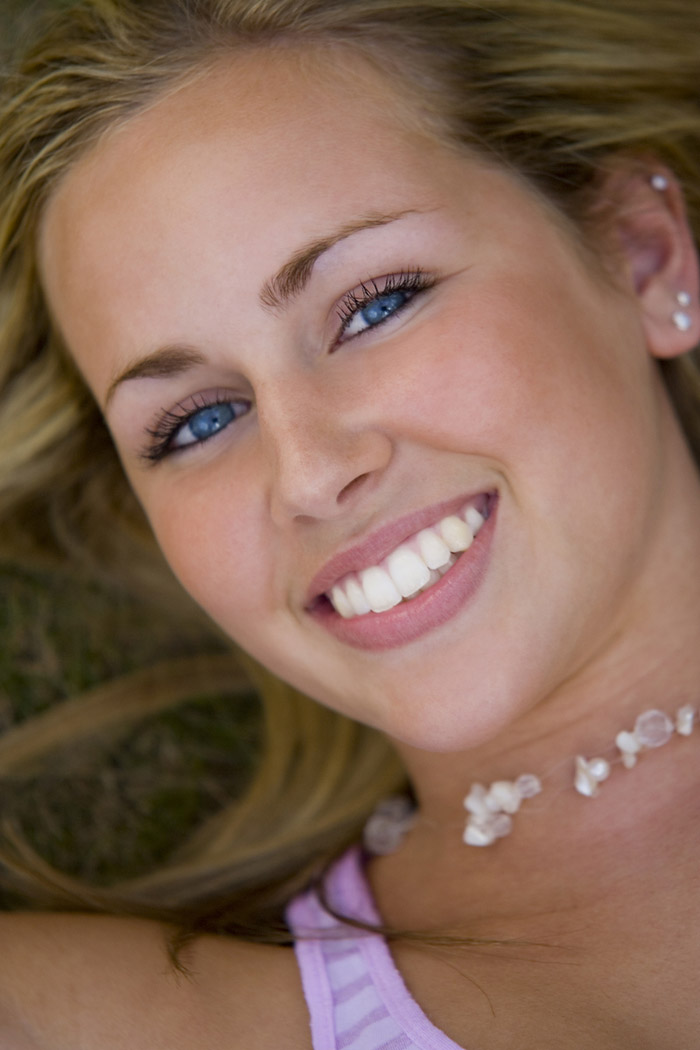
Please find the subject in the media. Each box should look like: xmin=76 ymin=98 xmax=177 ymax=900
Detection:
xmin=105 ymin=345 xmax=207 ymax=409
xmin=104 ymin=208 xmax=418 ymax=408
xmin=259 ymin=208 xmax=417 ymax=311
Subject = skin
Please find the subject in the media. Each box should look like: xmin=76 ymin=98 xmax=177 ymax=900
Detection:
xmin=36 ymin=48 xmax=700 ymax=1048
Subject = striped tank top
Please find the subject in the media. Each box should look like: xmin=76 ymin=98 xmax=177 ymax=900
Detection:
xmin=286 ymin=846 xmax=464 ymax=1050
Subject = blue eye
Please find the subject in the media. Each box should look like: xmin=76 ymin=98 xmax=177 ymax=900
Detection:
xmin=343 ymin=290 xmax=411 ymax=337
xmin=143 ymin=395 xmax=249 ymax=463
xmin=173 ymin=402 xmax=238 ymax=447
xmin=338 ymin=271 xmax=434 ymax=342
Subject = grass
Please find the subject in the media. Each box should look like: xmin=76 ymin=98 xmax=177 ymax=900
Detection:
xmin=0 ymin=565 xmax=260 ymax=895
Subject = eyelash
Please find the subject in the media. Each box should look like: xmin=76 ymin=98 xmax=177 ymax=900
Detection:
xmin=335 ymin=269 xmax=434 ymax=340
xmin=141 ymin=391 xmax=248 ymax=464
xmin=141 ymin=269 xmax=435 ymax=464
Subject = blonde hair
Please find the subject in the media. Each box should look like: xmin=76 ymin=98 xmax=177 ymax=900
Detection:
xmin=1 ymin=0 xmax=699 ymax=959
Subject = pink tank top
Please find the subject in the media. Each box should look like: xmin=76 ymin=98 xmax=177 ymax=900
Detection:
xmin=286 ymin=846 xmax=465 ymax=1050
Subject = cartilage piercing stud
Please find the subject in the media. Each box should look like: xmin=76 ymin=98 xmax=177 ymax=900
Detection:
xmin=672 ymin=291 xmax=693 ymax=332
xmin=651 ymin=174 xmax=669 ymax=192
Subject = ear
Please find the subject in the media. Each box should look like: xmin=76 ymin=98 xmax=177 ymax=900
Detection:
xmin=595 ymin=161 xmax=700 ymax=359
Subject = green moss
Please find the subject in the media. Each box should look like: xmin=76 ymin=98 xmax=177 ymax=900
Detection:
xmin=0 ymin=566 xmax=260 ymax=893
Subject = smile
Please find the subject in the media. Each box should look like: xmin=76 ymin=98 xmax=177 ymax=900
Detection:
xmin=307 ymin=491 xmax=497 ymax=651
xmin=327 ymin=501 xmax=487 ymax=618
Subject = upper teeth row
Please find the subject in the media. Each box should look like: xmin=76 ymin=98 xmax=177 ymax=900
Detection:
xmin=328 ymin=504 xmax=485 ymax=619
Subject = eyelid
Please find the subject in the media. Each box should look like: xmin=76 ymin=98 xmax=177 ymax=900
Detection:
xmin=140 ymin=388 xmax=250 ymax=464
xmin=333 ymin=269 xmax=436 ymax=346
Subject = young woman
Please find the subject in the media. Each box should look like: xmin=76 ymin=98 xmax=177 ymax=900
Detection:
xmin=0 ymin=1 xmax=699 ymax=1047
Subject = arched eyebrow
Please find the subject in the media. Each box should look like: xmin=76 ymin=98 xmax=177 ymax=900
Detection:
xmin=104 ymin=207 xmax=419 ymax=408
xmin=259 ymin=208 xmax=418 ymax=311
xmin=105 ymin=345 xmax=206 ymax=409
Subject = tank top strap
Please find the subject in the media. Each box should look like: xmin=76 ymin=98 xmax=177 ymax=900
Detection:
xmin=286 ymin=846 xmax=466 ymax=1050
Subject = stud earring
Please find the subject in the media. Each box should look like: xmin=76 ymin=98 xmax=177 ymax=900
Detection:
xmin=672 ymin=291 xmax=693 ymax=332
xmin=651 ymin=173 xmax=669 ymax=192
xmin=650 ymin=174 xmax=671 ymax=193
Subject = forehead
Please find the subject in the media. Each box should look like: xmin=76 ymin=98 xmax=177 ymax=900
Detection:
xmin=38 ymin=47 xmax=469 ymax=373
xmin=40 ymin=47 xmax=450 ymax=255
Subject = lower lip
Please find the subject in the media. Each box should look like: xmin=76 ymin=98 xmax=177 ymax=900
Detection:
xmin=309 ymin=496 xmax=498 ymax=651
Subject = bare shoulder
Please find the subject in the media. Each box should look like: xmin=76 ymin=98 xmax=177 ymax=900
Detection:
xmin=0 ymin=911 xmax=311 ymax=1050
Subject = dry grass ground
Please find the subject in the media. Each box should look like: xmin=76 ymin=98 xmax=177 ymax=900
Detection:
xmin=0 ymin=564 xmax=260 ymax=899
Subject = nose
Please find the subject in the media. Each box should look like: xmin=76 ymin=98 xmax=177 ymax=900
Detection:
xmin=259 ymin=375 xmax=393 ymax=526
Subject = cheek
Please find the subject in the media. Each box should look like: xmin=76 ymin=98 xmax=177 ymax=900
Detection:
xmin=141 ymin=475 xmax=271 ymax=627
xmin=374 ymin=281 xmax=581 ymax=456
xmin=387 ymin=267 xmax=658 ymax=537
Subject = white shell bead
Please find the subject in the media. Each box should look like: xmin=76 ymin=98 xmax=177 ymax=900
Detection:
xmin=464 ymin=821 xmax=497 ymax=846
xmin=463 ymin=784 xmax=491 ymax=818
xmin=676 ymin=705 xmax=696 ymax=736
xmin=616 ymin=730 xmax=641 ymax=755
xmin=363 ymin=814 xmax=405 ymax=855
xmin=363 ymin=796 xmax=415 ymax=854
xmin=489 ymin=813 xmax=513 ymax=838
xmin=574 ymin=756 xmax=601 ymax=797
xmin=515 ymin=774 xmax=542 ymax=799
xmin=634 ymin=709 xmax=674 ymax=748
xmin=463 ymin=774 xmax=540 ymax=846
xmin=486 ymin=780 xmax=522 ymax=814
xmin=587 ymin=757 xmax=611 ymax=781
xmin=579 ymin=755 xmax=608 ymax=793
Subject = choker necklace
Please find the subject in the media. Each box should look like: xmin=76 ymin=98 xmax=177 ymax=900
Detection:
xmin=363 ymin=704 xmax=698 ymax=854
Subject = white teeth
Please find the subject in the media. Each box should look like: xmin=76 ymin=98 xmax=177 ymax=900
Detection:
xmin=437 ymin=554 xmax=457 ymax=576
xmin=359 ymin=566 xmax=402 ymax=613
xmin=439 ymin=515 xmax=474 ymax=553
xmin=386 ymin=546 xmax=431 ymax=598
xmin=417 ymin=528 xmax=452 ymax=569
xmin=419 ymin=568 xmax=442 ymax=593
xmin=345 ymin=577 xmax=371 ymax=616
xmin=465 ymin=506 xmax=485 ymax=536
xmin=324 ymin=499 xmax=490 ymax=618
xmin=330 ymin=585 xmax=354 ymax=619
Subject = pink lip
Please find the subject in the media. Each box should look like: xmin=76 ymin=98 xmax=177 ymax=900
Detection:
xmin=305 ymin=490 xmax=494 ymax=605
xmin=306 ymin=492 xmax=498 ymax=651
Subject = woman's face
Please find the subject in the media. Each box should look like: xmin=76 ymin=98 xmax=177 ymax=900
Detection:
xmin=39 ymin=51 xmax=671 ymax=750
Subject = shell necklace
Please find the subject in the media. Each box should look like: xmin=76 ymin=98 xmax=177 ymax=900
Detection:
xmin=363 ymin=704 xmax=698 ymax=854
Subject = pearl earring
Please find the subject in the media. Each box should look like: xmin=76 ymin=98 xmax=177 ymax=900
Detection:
xmin=649 ymin=178 xmax=693 ymax=332
xmin=651 ymin=173 xmax=669 ymax=191
xmin=672 ymin=291 xmax=693 ymax=332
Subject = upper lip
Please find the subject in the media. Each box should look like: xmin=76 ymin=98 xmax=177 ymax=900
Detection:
xmin=305 ymin=490 xmax=492 ymax=606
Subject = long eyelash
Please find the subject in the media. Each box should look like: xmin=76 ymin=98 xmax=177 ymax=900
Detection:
xmin=336 ymin=269 xmax=434 ymax=334
xmin=141 ymin=392 xmax=233 ymax=465
xmin=140 ymin=273 xmax=431 ymax=464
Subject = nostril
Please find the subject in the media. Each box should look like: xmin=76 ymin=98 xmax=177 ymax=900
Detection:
xmin=338 ymin=472 xmax=371 ymax=504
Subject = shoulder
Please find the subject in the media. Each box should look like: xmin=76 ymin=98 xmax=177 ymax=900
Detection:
xmin=0 ymin=911 xmax=311 ymax=1050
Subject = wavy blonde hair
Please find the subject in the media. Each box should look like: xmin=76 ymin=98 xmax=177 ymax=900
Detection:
xmin=1 ymin=0 xmax=699 ymax=960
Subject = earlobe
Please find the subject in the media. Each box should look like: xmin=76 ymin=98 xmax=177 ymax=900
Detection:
xmin=599 ymin=162 xmax=700 ymax=359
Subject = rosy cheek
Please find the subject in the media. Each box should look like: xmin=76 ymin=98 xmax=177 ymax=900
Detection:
xmin=148 ymin=483 xmax=267 ymax=620
xmin=377 ymin=299 xmax=532 ymax=452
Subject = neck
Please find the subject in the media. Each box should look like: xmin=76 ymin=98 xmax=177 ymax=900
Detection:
xmin=396 ymin=607 xmax=700 ymax=829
